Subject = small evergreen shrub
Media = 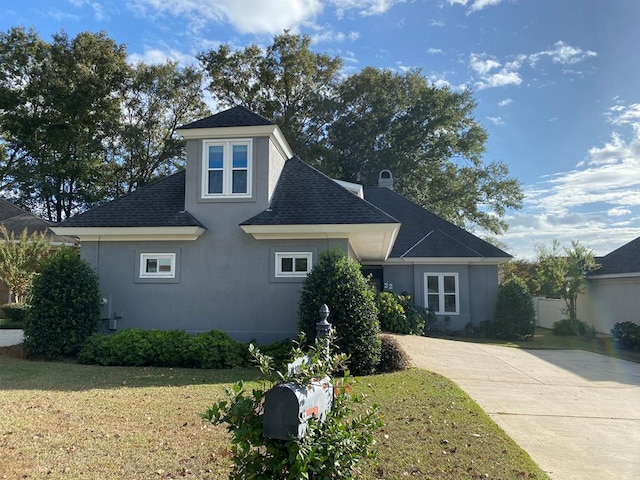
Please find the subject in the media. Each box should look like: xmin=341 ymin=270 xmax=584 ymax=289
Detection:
xmin=1 ymin=303 xmax=30 ymax=324
xmin=298 ymin=248 xmax=381 ymax=376
xmin=25 ymin=247 xmax=101 ymax=358
xmin=78 ymin=329 xmax=245 ymax=368
xmin=202 ymin=337 xmax=383 ymax=479
xmin=187 ymin=329 xmax=246 ymax=368
xmin=258 ymin=338 xmax=294 ymax=370
xmin=611 ymin=321 xmax=640 ymax=350
xmin=492 ymin=276 xmax=536 ymax=340
xmin=376 ymin=334 xmax=410 ymax=373
xmin=552 ymin=319 xmax=596 ymax=337
xmin=376 ymin=292 xmax=426 ymax=335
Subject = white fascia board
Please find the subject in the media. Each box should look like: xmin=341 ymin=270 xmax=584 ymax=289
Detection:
xmin=589 ymin=272 xmax=640 ymax=280
xmin=241 ymin=223 xmax=401 ymax=261
xmin=49 ymin=226 xmax=206 ymax=241
xmin=377 ymin=256 xmax=511 ymax=265
xmin=178 ymin=124 xmax=294 ymax=159
xmin=333 ymin=179 xmax=364 ymax=198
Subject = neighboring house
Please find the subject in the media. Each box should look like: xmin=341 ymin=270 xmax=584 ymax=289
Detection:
xmin=578 ymin=237 xmax=640 ymax=334
xmin=52 ymin=106 xmax=511 ymax=342
xmin=0 ymin=199 xmax=75 ymax=303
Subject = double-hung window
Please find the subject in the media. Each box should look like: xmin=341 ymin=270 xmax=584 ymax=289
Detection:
xmin=140 ymin=253 xmax=176 ymax=278
xmin=275 ymin=252 xmax=312 ymax=277
xmin=425 ymin=273 xmax=459 ymax=314
xmin=203 ymin=140 xmax=251 ymax=197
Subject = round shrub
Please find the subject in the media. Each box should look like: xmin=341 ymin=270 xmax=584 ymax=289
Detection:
xmin=1 ymin=303 xmax=31 ymax=325
xmin=376 ymin=334 xmax=410 ymax=373
xmin=298 ymin=248 xmax=380 ymax=376
xmin=25 ymin=247 xmax=101 ymax=358
xmin=492 ymin=276 xmax=535 ymax=340
xmin=377 ymin=292 xmax=426 ymax=335
xmin=611 ymin=321 xmax=640 ymax=350
xmin=552 ymin=318 xmax=595 ymax=337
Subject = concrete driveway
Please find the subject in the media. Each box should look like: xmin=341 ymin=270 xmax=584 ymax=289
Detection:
xmin=393 ymin=335 xmax=640 ymax=480
xmin=0 ymin=329 xmax=23 ymax=347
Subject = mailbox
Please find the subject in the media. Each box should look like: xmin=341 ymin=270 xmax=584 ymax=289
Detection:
xmin=263 ymin=376 xmax=333 ymax=440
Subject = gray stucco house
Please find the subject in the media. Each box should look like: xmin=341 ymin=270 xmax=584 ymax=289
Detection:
xmin=52 ymin=106 xmax=511 ymax=342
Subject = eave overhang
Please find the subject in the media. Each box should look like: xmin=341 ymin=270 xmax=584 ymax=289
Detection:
xmin=365 ymin=256 xmax=511 ymax=266
xmin=49 ymin=226 xmax=206 ymax=242
xmin=241 ymin=223 xmax=401 ymax=261
xmin=177 ymin=124 xmax=293 ymax=161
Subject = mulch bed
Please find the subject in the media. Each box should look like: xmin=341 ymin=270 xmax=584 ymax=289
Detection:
xmin=0 ymin=343 xmax=26 ymax=358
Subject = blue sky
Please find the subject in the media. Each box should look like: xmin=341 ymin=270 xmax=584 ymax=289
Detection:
xmin=3 ymin=0 xmax=640 ymax=259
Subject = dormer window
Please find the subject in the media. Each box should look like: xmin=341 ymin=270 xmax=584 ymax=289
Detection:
xmin=202 ymin=139 xmax=252 ymax=198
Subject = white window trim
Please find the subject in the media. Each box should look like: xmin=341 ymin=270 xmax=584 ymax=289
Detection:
xmin=202 ymin=139 xmax=252 ymax=198
xmin=140 ymin=253 xmax=176 ymax=278
xmin=275 ymin=252 xmax=312 ymax=278
xmin=424 ymin=272 xmax=459 ymax=315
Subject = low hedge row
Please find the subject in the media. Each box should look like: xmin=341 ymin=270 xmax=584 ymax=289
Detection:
xmin=78 ymin=329 xmax=247 ymax=368
xmin=611 ymin=321 xmax=640 ymax=350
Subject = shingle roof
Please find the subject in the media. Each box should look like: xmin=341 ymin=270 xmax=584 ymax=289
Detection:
xmin=59 ymin=170 xmax=204 ymax=228
xmin=241 ymin=157 xmax=398 ymax=226
xmin=363 ymin=187 xmax=511 ymax=259
xmin=595 ymin=236 xmax=640 ymax=275
xmin=178 ymin=105 xmax=274 ymax=130
xmin=0 ymin=198 xmax=73 ymax=243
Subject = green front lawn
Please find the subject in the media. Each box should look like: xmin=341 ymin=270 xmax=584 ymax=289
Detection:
xmin=0 ymin=350 xmax=548 ymax=479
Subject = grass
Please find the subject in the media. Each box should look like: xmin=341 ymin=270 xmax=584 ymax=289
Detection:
xmin=448 ymin=327 xmax=640 ymax=364
xmin=0 ymin=347 xmax=549 ymax=480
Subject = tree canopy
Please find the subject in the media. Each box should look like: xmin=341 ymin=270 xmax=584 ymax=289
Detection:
xmin=198 ymin=33 xmax=522 ymax=234
xmin=0 ymin=28 xmax=522 ymax=236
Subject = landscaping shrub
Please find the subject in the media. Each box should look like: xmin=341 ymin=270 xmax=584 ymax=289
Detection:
xmin=258 ymin=337 xmax=294 ymax=370
xmin=376 ymin=292 xmax=426 ymax=335
xmin=492 ymin=276 xmax=536 ymax=340
xmin=611 ymin=321 xmax=640 ymax=350
xmin=1 ymin=303 xmax=30 ymax=325
xmin=202 ymin=338 xmax=382 ymax=479
xmin=298 ymin=248 xmax=381 ymax=376
xmin=376 ymin=334 xmax=410 ymax=373
xmin=186 ymin=329 xmax=246 ymax=368
xmin=78 ymin=329 xmax=246 ymax=368
xmin=552 ymin=318 xmax=596 ymax=337
xmin=25 ymin=247 xmax=101 ymax=358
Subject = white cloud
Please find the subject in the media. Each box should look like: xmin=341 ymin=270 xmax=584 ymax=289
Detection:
xmin=469 ymin=53 xmax=500 ymax=75
xmin=447 ymin=0 xmax=507 ymax=12
xmin=128 ymin=46 xmax=195 ymax=66
xmin=475 ymin=70 xmax=522 ymax=89
xmin=428 ymin=48 xmax=444 ymax=54
xmin=608 ymin=103 xmax=640 ymax=126
xmin=486 ymin=116 xmax=504 ymax=125
xmin=498 ymin=98 xmax=512 ymax=107
xmin=608 ymin=207 xmax=631 ymax=217
xmin=130 ymin=0 xmax=323 ymax=34
xmin=529 ymin=40 xmax=597 ymax=67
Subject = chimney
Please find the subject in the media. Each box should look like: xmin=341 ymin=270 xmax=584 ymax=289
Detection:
xmin=378 ymin=170 xmax=393 ymax=190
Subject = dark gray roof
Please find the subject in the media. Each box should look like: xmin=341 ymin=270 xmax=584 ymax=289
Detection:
xmin=595 ymin=237 xmax=640 ymax=275
xmin=0 ymin=198 xmax=73 ymax=243
xmin=241 ymin=157 xmax=398 ymax=226
xmin=363 ymin=187 xmax=511 ymax=259
xmin=59 ymin=170 xmax=204 ymax=228
xmin=178 ymin=105 xmax=274 ymax=130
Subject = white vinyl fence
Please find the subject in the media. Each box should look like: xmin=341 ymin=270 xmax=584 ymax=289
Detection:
xmin=533 ymin=296 xmax=565 ymax=329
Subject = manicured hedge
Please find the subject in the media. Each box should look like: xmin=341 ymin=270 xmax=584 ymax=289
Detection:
xmin=78 ymin=329 xmax=247 ymax=368
xmin=611 ymin=321 xmax=640 ymax=350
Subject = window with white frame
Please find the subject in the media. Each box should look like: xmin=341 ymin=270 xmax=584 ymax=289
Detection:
xmin=203 ymin=139 xmax=252 ymax=197
xmin=275 ymin=252 xmax=312 ymax=277
xmin=140 ymin=253 xmax=176 ymax=278
xmin=425 ymin=273 xmax=459 ymax=314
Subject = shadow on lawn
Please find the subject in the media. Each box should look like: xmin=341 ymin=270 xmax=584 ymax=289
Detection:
xmin=0 ymin=344 xmax=260 ymax=392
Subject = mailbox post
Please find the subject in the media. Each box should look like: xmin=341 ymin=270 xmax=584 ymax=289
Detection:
xmin=263 ymin=303 xmax=334 ymax=441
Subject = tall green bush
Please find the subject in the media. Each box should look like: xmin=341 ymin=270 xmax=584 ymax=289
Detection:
xmin=492 ymin=276 xmax=536 ymax=340
xmin=298 ymin=248 xmax=380 ymax=376
xmin=24 ymin=247 xmax=101 ymax=358
xmin=376 ymin=291 xmax=426 ymax=335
